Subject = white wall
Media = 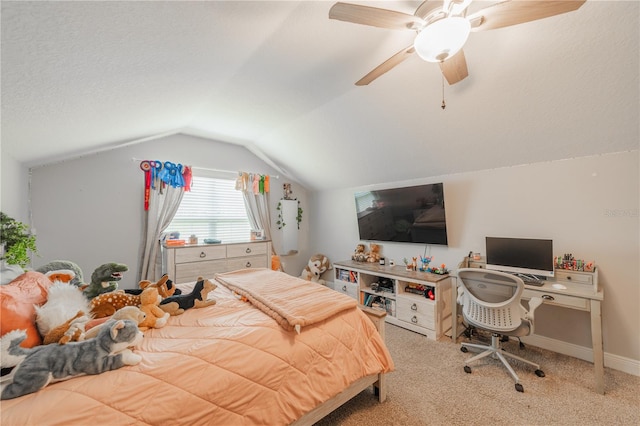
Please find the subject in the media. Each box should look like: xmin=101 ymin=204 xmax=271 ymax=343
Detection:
xmin=310 ymin=151 xmax=639 ymax=364
xmin=1 ymin=151 xmax=30 ymax=222
xmin=29 ymin=134 xmax=310 ymax=286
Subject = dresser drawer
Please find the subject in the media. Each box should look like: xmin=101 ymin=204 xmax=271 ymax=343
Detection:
xmin=334 ymin=281 xmax=359 ymax=300
xmin=522 ymin=289 xmax=589 ymax=311
xmin=174 ymin=245 xmax=226 ymax=264
xmin=396 ymin=297 xmax=435 ymax=329
xmin=227 ymin=255 xmax=268 ymax=271
xmin=227 ymin=242 xmax=269 ymax=258
xmin=175 ymin=259 xmax=227 ymax=282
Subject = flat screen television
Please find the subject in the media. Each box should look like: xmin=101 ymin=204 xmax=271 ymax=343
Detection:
xmin=354 ymin=183 xmax=448 ymax=245
xmin=485 ymin=237 xmax=554 ymax=278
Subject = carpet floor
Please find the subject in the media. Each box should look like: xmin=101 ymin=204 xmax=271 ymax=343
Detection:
xmin=315 ymin=324 xmax=640 ymax=425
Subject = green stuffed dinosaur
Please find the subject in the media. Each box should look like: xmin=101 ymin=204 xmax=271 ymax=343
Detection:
xmin=82 ymin=262 xmax=129 ymax=299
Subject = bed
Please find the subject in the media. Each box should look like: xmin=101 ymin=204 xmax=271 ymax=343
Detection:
xmin=1 ymin=268 xmax=394 ymax=425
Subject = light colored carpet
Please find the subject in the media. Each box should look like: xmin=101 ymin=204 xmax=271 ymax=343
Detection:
xmin=315 ymin=324 xmax=640 ymax=426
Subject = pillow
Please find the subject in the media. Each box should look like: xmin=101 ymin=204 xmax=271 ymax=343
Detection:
xmin=0 ymin=271 xmax=53 ymax=348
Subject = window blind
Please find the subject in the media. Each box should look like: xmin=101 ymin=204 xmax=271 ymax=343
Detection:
xmin=167 ymin=176 xmax=251 ymax=244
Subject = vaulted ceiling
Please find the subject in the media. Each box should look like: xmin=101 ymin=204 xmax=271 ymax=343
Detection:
xmin=2 ymin=1 xmax=638 ymax=191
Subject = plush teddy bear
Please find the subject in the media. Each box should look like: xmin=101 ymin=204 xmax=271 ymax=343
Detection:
xmin=351 ymin=244 xmax=367 ymax=262
xmin=137 ymin=287 xmax=170 ymax=331
xmin=300 ymin=254 xmax=332 ymax=285
xmin=366 ymin=243 xmax=381 ymax=263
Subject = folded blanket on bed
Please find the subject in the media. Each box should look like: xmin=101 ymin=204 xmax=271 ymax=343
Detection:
xmin=215 ymin=268 xmax=357 ymax=332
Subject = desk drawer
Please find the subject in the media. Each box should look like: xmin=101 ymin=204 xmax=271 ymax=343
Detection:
xmin=175 ymin=246 xmax=226 ymax=264
xmin=523 ymin=289 xmax=589 ymax=311
xmin=555 ymin=270 xmax=593 ymax=285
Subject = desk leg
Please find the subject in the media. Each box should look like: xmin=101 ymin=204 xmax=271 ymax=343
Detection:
xmin=590 ymin=299 xmax=605 ymax=394
xmin=451 ymin=277 xmax=458 ymax=343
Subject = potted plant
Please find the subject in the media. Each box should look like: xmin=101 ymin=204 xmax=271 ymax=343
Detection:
xmin=1 ymin=212 xmax=38 ymax=268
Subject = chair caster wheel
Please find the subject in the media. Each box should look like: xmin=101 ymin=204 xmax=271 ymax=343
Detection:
xmin=515 ymin=383 xmax=524 ymax=393
xmin=464 ymin=366 xmax=472 ymax=374
xmin=460 ymin=346 xmax=468 ymax=353
xmin=535 ymin=369 xmax=545 ymax=377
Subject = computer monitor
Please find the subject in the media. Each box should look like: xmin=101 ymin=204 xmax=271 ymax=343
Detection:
xmin=485 ymin=237 xmax=554 ymax=278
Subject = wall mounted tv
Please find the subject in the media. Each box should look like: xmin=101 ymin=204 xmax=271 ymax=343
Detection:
xmin=485 ymin=237 xmax=554 ymax=278
xmin=354 ymin=183 xmax=448 ymax=245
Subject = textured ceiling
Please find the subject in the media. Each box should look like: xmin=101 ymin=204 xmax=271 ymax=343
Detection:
xmin=1 ymin=1 xmax=638 ymax=191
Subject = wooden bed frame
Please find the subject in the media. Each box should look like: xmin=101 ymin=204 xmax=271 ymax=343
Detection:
xmin=292 ymin=306 xmax=388 ymax=425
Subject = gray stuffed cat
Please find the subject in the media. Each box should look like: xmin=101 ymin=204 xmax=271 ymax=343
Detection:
xmin=0 ymin=319 xmax=143 ymax=400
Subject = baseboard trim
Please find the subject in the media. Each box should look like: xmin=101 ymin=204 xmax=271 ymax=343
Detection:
xmin=522 ymin=334 xmax=640 ymax=377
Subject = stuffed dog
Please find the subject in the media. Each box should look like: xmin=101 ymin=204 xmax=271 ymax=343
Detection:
xmin=159 ymin=277 xmax=217 ymax=316
xmin=299 ymin=254 xmax=332 ymax=285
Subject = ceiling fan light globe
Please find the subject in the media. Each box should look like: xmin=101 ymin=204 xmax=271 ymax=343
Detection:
xmin=414 ymin=17 xmax=471 ymax=63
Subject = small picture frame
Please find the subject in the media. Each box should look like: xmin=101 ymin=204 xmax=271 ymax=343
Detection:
xmin=250 ymin=229 xmax=265 ymax=241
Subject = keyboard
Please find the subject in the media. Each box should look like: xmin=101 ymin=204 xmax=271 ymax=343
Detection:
xmin=523 ymin=279 xmax=545 ymax=287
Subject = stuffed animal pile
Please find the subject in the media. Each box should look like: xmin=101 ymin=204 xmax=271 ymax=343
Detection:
xmin=0 ymin=260 xmax=220 ymax=400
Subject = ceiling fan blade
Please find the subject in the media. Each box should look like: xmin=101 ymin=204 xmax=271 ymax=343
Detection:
xmin=439 ymin=49 xmax=469 ymax=85
xmin=468 ymin=0 xmax=586 ymax=32
xmin=356 ymin=46 xmax=416 ymax=86
xmin=329 ymin=2 xmax=424 ymax=30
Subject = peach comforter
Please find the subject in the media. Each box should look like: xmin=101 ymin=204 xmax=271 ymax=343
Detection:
xmin=1 ymin=269 xmax=394 ymax=425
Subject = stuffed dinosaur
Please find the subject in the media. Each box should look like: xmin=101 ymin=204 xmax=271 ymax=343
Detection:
xmin=83 ymin=263 xmax=129 ymax=299
xmin=0 ymin=319 xmax=142 ymax=400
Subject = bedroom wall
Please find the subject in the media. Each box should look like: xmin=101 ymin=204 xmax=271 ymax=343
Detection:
xmin=1 ymin=151 xmax=30 ymax=221
xmin=28 ymin=134 xmax=310 ymax=285
xmin=310 ymin=151 xmax=639 ymax=371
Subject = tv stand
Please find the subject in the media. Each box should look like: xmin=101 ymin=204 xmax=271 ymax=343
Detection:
xmin=334 ymin=260 xmax=452 ymax=340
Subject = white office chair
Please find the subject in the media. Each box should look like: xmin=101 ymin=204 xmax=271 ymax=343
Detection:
xmin=457 ymin=268 xmax=545 ymax=392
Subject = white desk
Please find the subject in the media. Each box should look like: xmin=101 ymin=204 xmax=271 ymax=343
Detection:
xmin=451 ymin=265 xmax=605 ymax=394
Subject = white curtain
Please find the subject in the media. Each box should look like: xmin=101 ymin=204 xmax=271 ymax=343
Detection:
xmin=239 ymin=173 xmax=280 ymax=270
xmin=138 ymin=185 xmax=184 ymax=281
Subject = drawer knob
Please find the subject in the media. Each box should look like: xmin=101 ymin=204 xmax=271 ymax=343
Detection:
xmin=246 ymin=248 xmax=252 ymax=254
xmin=200 ymin=252 xmax=206 ymax=258
xmin=245 ymin=261 xmax=251 ymax=268
xmin=542 ymin=295 xmax=555 ymax=301
xmin=411 ymin=303 xmax=417 ymax=311
xmin=342 ymin=285 xmax=347 ymax=292
xmin=411 ymin=316 xmax=418 ymax=324
xmin=566 ymin=276 xmax=572 ymax=280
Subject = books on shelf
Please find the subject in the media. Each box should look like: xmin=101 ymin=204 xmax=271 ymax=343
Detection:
xmin=337 ymin=269 xmax=358 ymax=283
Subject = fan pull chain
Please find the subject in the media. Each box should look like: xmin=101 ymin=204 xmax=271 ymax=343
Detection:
xmin=441 ymin=75 xmax=446 ymax=110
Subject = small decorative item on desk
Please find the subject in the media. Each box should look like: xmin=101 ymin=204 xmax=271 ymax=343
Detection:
xmin=189 ymin=234 xmax=198 ymax=245
xmin=555 ymin=253 xmax=595 ymax=272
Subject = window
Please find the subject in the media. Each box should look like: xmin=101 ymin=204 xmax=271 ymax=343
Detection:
xmin=167 ymin=176 xmax=251 ymax=243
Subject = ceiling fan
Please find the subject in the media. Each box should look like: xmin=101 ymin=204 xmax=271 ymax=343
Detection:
xmin=329 ymin=0 xmax=586 ymax=86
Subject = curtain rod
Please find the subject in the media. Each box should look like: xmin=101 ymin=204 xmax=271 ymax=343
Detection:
xmin=130 ymin=158 xmax=279 ymax=179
